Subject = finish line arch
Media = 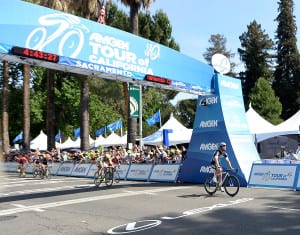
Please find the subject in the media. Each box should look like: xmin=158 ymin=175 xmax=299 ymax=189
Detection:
xmin=0 ymin=0 xmax=260 ymax=185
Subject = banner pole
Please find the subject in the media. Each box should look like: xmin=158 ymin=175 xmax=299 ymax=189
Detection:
xmin=139 ymin=85 xmax=143 ymax=148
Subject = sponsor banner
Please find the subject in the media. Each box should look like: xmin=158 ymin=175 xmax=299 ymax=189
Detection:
xmin=149 ymin=164 xmax=181 ymax=182
xmin=87 ymin=164 xmax=98 ymax=178
xmin=5 ymin=161 xmax=18 ymax=172
xmin=49 ymin=162 xmax=60 ymax=175
xmin=57 ymin=162 xmax=75 ymax=176
xmin=248 ymin=164 xmax=297 ymax=188
xmin=117 ymin=164 xmax=130 ymax=179
xmin=25 ymin=164 xmax=34 ymax=174
xmin=71 ymin=163 xmax=91 ymax=177
xmin=126 ymin=164 xmax=154 ymax=181
xmin=296 ymin=168 xmax=300 ymax=190
xmin=129 ymin=85 xmax=140 ymax=118
xmin=0 ymin=1 xmax=213 ymax=93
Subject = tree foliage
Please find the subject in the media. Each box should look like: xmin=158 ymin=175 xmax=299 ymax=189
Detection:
xmin=273 ymin=0 xmax=300 ymax=119
xmin=203 ymin=34 xmax=236 ymax=77
xmin=238 ymin=20 xmax=274 ymax=107
xmin=249 ymin=77 xmax=282 ymax=124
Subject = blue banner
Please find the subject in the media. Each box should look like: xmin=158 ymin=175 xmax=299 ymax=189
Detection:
xmin=13 ymin=131 xmax=23 ymax=143
xmin=0 ymin=0 xmax=214 ymax=93
xmin=74 ymin=127 xmax=80 ymax=140
xmin=107 ymin=119 xmax=122 ymax=132
xmin=146 ymin=110 xmax=161 ymax=126
xmin=95 ymin=127 xmax=106 ymax=137
xmin=55 ymin=130 xmax=61 ymax=142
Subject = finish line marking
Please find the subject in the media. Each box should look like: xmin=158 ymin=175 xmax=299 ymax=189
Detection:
xmin=0 ymin=186 xmax=191 ymax=216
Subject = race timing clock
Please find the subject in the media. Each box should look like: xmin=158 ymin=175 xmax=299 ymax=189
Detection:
xmin=12 ymin=46 xmax=59 ymax=63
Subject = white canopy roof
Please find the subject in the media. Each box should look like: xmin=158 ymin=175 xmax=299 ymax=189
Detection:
xmin=143 ymin=113 xmax=192 ymax=146
xmin=257 ymin=110 xmax=300 ymax=142
xmin=93 ymin=135 xmax=106 ymax=148
xmin=102 ymin=132 xmax=124 ymax=146
xmin=246 ymin=105 xmax=300 ymax=142
xmin=246 ymin=105 xmax=275 ymax=135
xmin=30 ymin=130 xmax=48 ymax=150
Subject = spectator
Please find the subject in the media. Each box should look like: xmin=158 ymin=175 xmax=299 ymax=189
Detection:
xmin=286 ymin=150 xmax=299 ymax=160
xmin=276 ymin=146 xmax=287 ymax=159
xmin=295 ymin=143 xmax=300 ymax=158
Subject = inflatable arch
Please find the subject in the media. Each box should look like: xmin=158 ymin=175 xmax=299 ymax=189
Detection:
xmin=0 ymin=0 xmax=260 ymax=185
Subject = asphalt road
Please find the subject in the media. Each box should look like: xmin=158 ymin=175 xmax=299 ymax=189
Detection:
xmin=0 ymin=172 xmax=300 ymax=235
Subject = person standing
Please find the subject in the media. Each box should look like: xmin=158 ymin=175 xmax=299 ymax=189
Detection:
xmin=276 ymin=146 xmax=287 ymax=159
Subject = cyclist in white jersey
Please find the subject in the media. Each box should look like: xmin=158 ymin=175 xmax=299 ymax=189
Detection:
xmin=210 ymin=142 xmax=233 ymax=191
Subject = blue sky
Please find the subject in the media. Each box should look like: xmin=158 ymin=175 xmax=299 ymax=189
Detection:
xmin=117 ymin=0 xmax=300 ymax=103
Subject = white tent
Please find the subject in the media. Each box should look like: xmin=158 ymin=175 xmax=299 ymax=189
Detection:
xmin=257 ymin=110 xmax=300 ymax=142
xmin=93 ymin=135 xmax=106 ymax=148
xmin=102 ymin=132 xmax=123 ymax=146
xmin=30 ymin=130 xmax=48 ymax=150
xmin=59 ymin=137 xmax=75 ymax=149
xmin=246 ymin=105 xmax=275 ymax=135
xmin=143 ymin=113 xmax=192 ymax=146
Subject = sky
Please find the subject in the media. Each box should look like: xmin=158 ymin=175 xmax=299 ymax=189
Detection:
xmin=117 ymin=0 xmax=300 ymax=104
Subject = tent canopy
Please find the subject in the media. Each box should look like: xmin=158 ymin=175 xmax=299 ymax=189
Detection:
xmin=143 ymin=113 xmax=192 ymax=146
xmin=246 ymin=106 xmax=300 ymax=142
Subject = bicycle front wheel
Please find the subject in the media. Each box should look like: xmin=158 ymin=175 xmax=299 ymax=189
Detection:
xmin=105 ymin=171 xmax=114 ymax=187
xmin=32 ymin=169 xmax=39 ymax=178
xmin=204 ymin=173 xmax=217 ymax=195
xmin=114 ymin=169 xmax=120 ymax=183
xmin=94 ymin=172 xmax=103 ymax=187
xmin=224 ymin=175 xmax=240 ymax=197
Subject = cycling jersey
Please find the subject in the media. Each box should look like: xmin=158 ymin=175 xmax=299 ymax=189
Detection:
xmin=210 ymin=149 xmax=228 ymax=167
xmin=18 ymin=156 xmax=28 ymax=164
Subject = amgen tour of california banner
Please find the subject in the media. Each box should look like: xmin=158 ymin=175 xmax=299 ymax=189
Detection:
xmin=0 ymin=0 xmax=214 ymax=93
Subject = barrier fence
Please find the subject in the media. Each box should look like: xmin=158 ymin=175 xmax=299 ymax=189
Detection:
xmin=3 ymin=161 xmax=181 ymax=183
xmin=248 ymin=159 xmax=300 ymax=191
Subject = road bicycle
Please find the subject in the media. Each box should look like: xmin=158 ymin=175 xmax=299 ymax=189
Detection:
xmin=32 ymin=164 xmax=51 ymax=179
xmin=17 ymin=164 xmax=27 ymax=177
xmin=94 ymin=166 xmax=114 ymax=187
xmin=204 ymin=167 xmax=240 ymax=197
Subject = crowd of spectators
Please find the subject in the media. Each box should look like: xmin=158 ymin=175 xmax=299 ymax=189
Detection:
xmin=3 ymin=144 xmax=187 ymax=165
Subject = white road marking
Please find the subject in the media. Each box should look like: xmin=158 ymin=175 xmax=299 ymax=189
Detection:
xmin=0 ymin=186 xmax=191 ymax=216
xmin=0 ymin=184 xmax=93 ymax=197
xmin=268 ymin=206 xmax=300 ymax=212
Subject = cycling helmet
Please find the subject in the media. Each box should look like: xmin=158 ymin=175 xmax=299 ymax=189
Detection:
xmin=219 ymin=142 xmax=226 ymax=148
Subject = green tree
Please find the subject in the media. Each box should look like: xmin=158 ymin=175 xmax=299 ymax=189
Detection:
xmin=203 ymin=34 xmax=236 ymax=77
xmin=176 ymin=99 xmax=197 ymax=129
xmin=249 ymin=77 xmax=282 ymax=124
xmin=273 ymin=0 xmax=300 ymax=119
xmin=238 ymin=20 xmax=274 ymax=107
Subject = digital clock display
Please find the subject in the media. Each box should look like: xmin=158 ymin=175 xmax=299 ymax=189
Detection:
xmin=145 ymin=74 xmax=172 ymax=85
xmin=12 ymin=46 xmax=59 ymax=63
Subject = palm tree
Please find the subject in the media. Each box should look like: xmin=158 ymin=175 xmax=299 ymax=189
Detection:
xmin=23 ymin=64 xmax=31 ymax=150
xmin=34 ymin=0 xmax=99 ymax=151
xmin=2 ymin=61 xmax=10 ymax=157
xmin=119 ymin=0 xmax=155 ymax=145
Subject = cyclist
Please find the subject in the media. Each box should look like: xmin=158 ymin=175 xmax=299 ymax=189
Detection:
xmin=17 ymin=154 xmax=29 ymax=177
xmin=97 ymin=153 xmax=114 ymax=178
xmin=40 ymin=154 xmax=49 ymax=177
xmin=210 ymin=142 xmax=233 ymax=192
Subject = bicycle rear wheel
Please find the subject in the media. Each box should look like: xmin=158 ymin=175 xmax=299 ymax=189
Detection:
xmin=204 ymin=173 xmax=217 ymax=195
xmin=224 ymin=175 xmax=240 ymax=197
